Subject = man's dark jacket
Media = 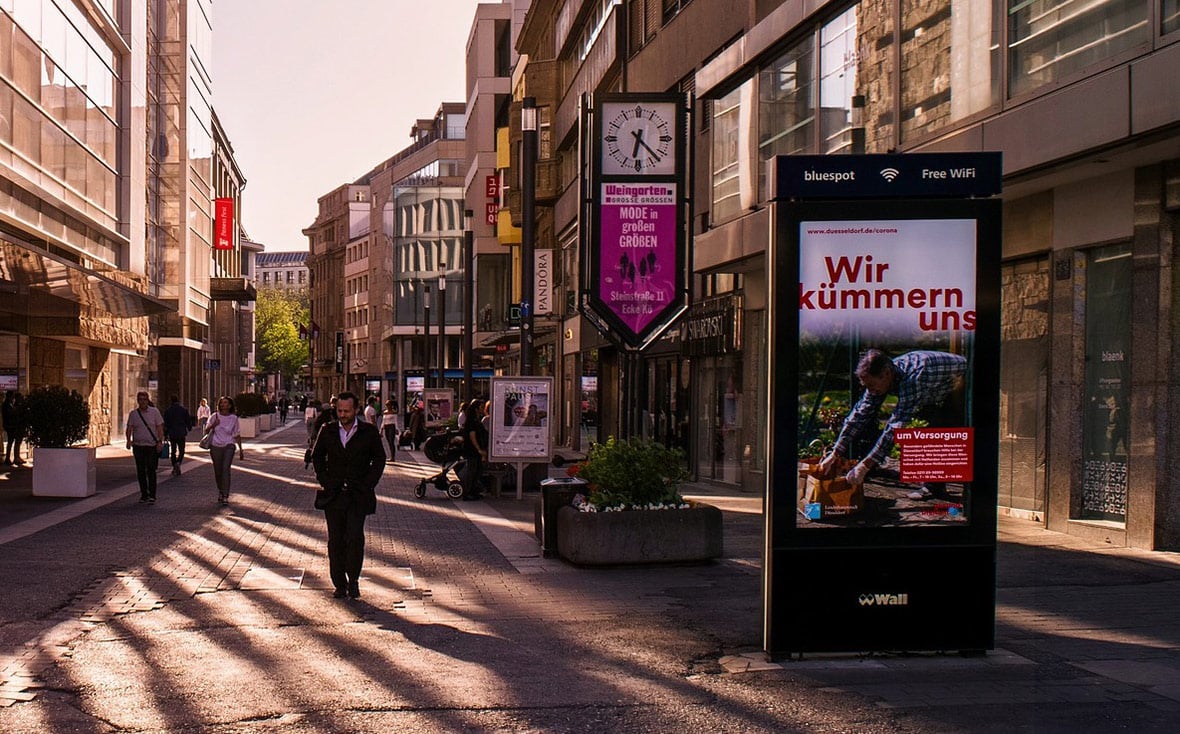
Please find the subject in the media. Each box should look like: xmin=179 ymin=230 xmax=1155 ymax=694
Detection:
xmin=310 ymin=420 xmax=386 ymax=514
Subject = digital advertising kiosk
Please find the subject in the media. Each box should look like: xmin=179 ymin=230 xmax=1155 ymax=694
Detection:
xmin=765 ymin=152 xmax=1002 ymax=656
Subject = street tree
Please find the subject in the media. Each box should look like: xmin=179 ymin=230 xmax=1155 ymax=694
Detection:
xmin=255 ymin=288 xmax=309 ymax=390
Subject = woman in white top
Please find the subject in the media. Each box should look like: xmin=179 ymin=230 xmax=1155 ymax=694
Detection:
xmin=203 ymin=396 xmax=243 ymax=506
xmin=380 ymin=399 xmax=399 ymax=463
xmin=196 ymin=398 xmax=211 ymax=432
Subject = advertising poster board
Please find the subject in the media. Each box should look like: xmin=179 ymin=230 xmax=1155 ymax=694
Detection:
xmin=582 ymin=93 xmax=689 ymax=350
xmin=489 ymin=376 xmax=553 ymax=461
xmin=796 ymin=218 xmax=978 ymax=528
xmin=598 ymin=182 xmax=679 ymax=336
xmin=423 ymin=388 xmax=454 ymax=429
xmin=765 ymin=152 xmax=1002 ymax=657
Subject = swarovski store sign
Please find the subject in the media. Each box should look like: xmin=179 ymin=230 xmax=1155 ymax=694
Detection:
xmin=683 ymin=295 xmax=742 ymax=357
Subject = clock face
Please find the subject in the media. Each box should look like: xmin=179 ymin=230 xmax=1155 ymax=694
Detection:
xmin=601 ymin=102 xmax=677 ymax=176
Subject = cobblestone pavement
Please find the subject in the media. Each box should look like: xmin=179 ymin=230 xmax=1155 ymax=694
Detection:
xmin=0 ymin=424 xmax=1178 ymax=732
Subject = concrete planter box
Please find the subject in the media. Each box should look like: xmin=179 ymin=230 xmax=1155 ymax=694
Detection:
xmin=555 ymin=502 xmax=723 ymax=566
xmin=238 ymin=416 xmax=258 ymax=438
xmin=32 ymin=447 xmax=97 ymax=498
xmin=260 ymin=413 xmax=274 ymax=431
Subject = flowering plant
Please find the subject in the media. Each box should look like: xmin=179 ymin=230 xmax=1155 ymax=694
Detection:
xmin=571 ymin=436 xmax=691 ymax=512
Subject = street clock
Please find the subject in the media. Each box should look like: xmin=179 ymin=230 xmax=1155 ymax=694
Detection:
xmin=600 ymin=101 xmax=677 ymax=176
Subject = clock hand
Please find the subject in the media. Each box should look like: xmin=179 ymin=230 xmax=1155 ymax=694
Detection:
xmin=631 ymin=129 xmax=660 ymax=160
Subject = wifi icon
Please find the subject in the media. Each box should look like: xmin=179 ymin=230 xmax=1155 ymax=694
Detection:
xmin=879 ymin=168 xmax=900 ymax=182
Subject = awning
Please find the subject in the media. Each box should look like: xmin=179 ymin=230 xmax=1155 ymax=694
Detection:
xmin=210 ymin=277 xmax=257 ymax=301
xmin=0 ymin=236 xmax=171 ymax=317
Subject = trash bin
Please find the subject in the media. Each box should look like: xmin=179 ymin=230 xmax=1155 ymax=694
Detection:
xmin=536 ymin=477 xmax=588 ymax=557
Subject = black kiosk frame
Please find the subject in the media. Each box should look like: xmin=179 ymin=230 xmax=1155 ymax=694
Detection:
xmin=765 ymin=152 xmax=1002 ymax=657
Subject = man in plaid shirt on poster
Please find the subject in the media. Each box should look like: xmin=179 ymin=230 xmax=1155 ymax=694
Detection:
xmin=820 ymin=349 xmax=967 ymax=499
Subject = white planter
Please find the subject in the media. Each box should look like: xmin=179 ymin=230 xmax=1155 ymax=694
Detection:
xmin=32 ymin=447 xmax=97 ymax=498
xmin=239 ymin=416 xmax=258 ymax=438
xmin=264 ymin=413 xmax=276 ymax=430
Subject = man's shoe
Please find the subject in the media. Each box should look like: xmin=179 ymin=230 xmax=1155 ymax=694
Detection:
xmin=147 ymin=497 xmax=156 ymax=504
xmin=333 ymin=588 xmax=347 ymax=599
xmin=139 ymin=496 xmax=149 ymax=503
xmin=2 ymin=459 xmax=10 ymax=465
xmin=348 ymin=582 xmax=360 ymax=599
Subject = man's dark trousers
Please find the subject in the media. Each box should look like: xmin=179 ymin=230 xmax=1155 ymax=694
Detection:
xmin=324 ymin=494 xmax=367 ymax=591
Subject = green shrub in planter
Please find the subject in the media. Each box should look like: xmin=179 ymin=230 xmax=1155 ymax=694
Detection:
xmin=572 ymin=437 xmax=690 ymax=511
xmin=23 ymin=385 xmax=90 ymax=448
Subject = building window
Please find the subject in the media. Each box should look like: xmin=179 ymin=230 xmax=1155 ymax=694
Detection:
xmin=299 ymin=270 xmax=306 ymax=284
xmin=1081 ymin=243 xmax=1132 ymax=523
xmin=999 ymin=256 xmax=1050 ymax=514
xmin=1165 ymin=0 xmax=1180 ymax=34
xmin=759 ymin=33 xmax=816 ymax=165
xmin=711 ymin=81 xmax=752 ymax=225
xmin=901 ymin=0 xmax=1001 ymax=142
xmin=262 ymin=271 xmax=270 ymax=284
xmin=663 ymin=0 xmax=690 ymax=25
xmin=1008 ymin=0 xmax=1149 ymax=98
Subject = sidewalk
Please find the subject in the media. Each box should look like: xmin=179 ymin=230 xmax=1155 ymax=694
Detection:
xmin=0 ymin=425 xmax=1177 ymax=732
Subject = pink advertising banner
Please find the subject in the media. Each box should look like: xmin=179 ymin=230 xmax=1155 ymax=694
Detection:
xmin=599 ymin=182 xmax=677 ymax=335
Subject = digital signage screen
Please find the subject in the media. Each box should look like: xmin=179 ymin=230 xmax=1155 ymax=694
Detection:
xmin=793 ymin=217 xmax=983 ymax=530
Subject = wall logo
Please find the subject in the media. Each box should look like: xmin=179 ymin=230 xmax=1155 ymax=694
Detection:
xmin=879 ymin=167 xmax=900 ymax=182
xmin=858 ymin=592 xmax=909 ymax=606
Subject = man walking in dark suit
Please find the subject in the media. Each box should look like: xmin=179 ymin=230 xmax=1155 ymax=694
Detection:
xmin=310 ymin=391 xmax=386 ymax=599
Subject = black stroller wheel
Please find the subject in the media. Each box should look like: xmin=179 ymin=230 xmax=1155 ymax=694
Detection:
xmin=446 ymin=482 xmax=464 ymax=499
xmin=415 ymin=480 xmax=426 ymax=499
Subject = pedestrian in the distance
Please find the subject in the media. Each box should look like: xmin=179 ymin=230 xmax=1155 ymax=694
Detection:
xmin=126 ymin=390 xmax=165 ymax=503
xmin=203 ymin=396 xmax=244 ymax=506
xmin=407 ymin=404 xmax=426 ymax=450
xmin=162 ymin=395 xmax=192 ymax=476
xmin=2 ymin=390 xmax=27 ymax=466
xmin=196 ymin=398 xmax=211 ymax=434
xmin=279 ymin=395 xmax=290 ymax=424
xmin=363 ymin=396 xmax=378 ymax=426
xmin=310 ymin=391 xmax=386 ymax=599
xmin=380 ymin=399 xmax=399 ymax=463
xmin=459 ymin=399 xmax=488 ymax=501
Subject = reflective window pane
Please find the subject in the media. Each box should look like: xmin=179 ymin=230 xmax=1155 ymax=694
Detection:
xmin=901 ymin=0 xmax=1001 ymax=142
xmin=1165 ymin=0 xmax=1180 ymax=34
xmin=1008 ymin=0 xmax=1149 ymax=98
xmin=711 ymin=85 xmax=743 ymax=224
xmin=819 ymin=8 xmax=858 ymax=154
xmin=1081 ymin=243 xmax=1132 ymax=523
xmin=759 ymin=35 xmax=816 ymax=161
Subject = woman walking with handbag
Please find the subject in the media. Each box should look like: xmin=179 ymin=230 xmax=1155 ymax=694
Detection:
xmin=203 ymin=396 xmax=244 ymax=506
xmin=126 ymin=391 xmax=166 ymax=503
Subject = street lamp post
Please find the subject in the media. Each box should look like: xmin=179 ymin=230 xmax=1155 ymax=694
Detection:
xmin=463 ymin=210 xmax=474 ymax=400
xmin=437 ymin=261 xmax=447 ymax=389
xmin=520 ymin=96 xmax=537 ymax=376
xmin=423 ymin=284 xmax=431 ymax=391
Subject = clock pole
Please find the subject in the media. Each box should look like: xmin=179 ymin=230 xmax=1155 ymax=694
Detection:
xmin=520 ymin=96 xmax=537 ymax=376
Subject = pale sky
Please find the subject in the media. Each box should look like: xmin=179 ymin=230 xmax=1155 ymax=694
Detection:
xmin=212 ymin=0 xmax=484 ymax=252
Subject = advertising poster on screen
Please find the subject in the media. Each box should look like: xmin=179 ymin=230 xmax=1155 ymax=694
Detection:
xmin=796 ymin=218 xmax=977 ymax=529
xmin=489 ymin=377 xmax=553 ymax=461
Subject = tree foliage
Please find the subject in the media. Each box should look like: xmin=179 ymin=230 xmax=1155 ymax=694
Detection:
xmin=255 ymin=289 xmax=309 ymax=386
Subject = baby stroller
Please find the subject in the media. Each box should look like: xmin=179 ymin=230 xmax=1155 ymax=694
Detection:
xmin=415 ymin=429 xmax=467 ymax=499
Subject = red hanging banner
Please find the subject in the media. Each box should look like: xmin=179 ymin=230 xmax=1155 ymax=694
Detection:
xmin=214 ymin=198 xmax=235 ymax=250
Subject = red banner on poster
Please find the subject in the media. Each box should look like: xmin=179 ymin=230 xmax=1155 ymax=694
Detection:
xmin=214 ymin=198 xmax=235 ymax=250
xmin=894 ymin=427 xmax=974 ymax=482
